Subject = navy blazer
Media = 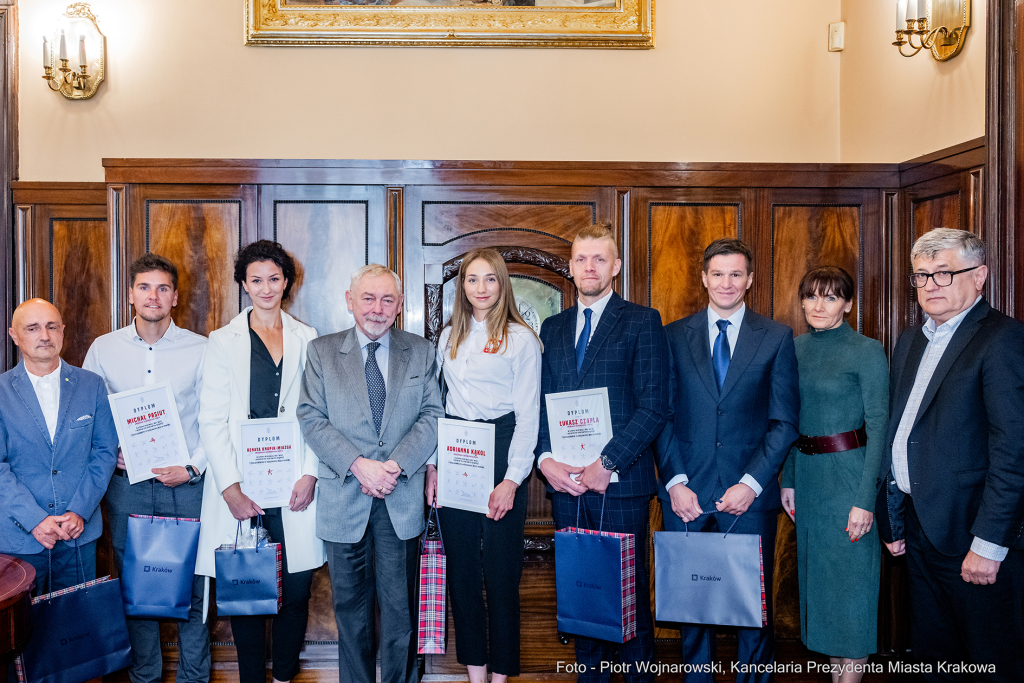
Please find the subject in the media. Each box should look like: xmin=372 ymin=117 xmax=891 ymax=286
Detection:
xmin=536 ymin=292 xmax=670 ymax=499
xmin=876 ymin=299 xmax=1024 ymax=555
xmin=0 ymin=361 xmax=118 ymax=555
xmin=656 ymin=307 xmax=799 ymax=513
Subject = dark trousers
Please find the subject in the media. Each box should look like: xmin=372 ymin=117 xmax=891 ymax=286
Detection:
xmin=552 ymin=491 xmax=654 ymax=683
xmin=661 ymin=504 xmax=777 ymax=683
xmin=905 ymin=496 xmax=1024 ymax=682
xmin=8 ymin=538 xmax=96 ymax=594
xmin=105 ymin=473 xmax=211 ymax=683
xmin=327 ymin=496 xmax=419 ymax=683
xmin=230 ymin=507 xmax=314 ymax=683
xmin=438 ymin=412 xmax=528 ymax=676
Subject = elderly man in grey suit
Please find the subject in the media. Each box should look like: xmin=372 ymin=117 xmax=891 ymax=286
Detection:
xmin=298 ymin=263 xmax=442 ymax=683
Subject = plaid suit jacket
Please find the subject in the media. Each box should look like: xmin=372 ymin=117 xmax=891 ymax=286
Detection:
xmin=536 ymin=292 xmax=670 ymax=499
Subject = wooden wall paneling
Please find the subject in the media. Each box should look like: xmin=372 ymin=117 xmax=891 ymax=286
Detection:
xmin=257 ymin=185 xmax=386 ymax=337
xmin=9 ymin=184 xmax=113 ymax=368
xmin=127 ymin=185 xmax=257 ymax=337
xmin=986 ymin=0 xmax=1016 ymax=316
xmin=403 ymin=185 xmax=615 ymax=340
xmin=767 ymin=189 xmax=876 ymax=335
xmin=634 ymin=188 xmax=747 ymax=324
xmin=108 ymin=184 xmax=130 ymax=329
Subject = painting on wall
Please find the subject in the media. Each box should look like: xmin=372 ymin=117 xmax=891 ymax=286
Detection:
xmin=246 ymin=0 xmax=653 ymax=48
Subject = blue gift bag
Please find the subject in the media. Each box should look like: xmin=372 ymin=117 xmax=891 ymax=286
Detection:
xmin=122 ymin=513 xmax=201 ymax=618
xmin=555 ymin=496 xmax=637 ymax=643
xmin=214 ymin=518 xmax=282 ymax=617
xmin=16 ymin=544 xmax=132 ymax=683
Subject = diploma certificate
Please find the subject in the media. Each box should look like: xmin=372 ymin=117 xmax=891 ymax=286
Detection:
xmin=437 ymin=418 xmax=495 ymax=515
xmin=237 ymin=418 xmax=301 ymax=509
xmin=544 ymin=387 xmax=618 ymax=483
xmin=108 ymin=382 xmax=190 ymax=485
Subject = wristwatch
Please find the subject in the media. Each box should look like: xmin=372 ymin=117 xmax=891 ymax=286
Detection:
xmin=185 ymin=465 xmax=202 ymax=486
xmin=600 ymin=454 xmax=616 ymax=472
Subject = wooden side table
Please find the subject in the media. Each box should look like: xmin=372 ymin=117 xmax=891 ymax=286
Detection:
xmin=0 ymin=554 xmax=36 ymax=666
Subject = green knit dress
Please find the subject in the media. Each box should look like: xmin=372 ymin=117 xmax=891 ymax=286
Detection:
xmin=780 ymin=321 xmax=889 ymax=659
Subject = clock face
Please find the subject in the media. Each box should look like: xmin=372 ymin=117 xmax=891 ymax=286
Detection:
xmin=516 ymin=296 xmax=542 ymax=334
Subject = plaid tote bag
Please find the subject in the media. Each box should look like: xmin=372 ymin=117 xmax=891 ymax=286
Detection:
xmin=555 ymin=495 xmax=637 ymax=643
xmin=417 ymin=503 xmax=447 ymax=654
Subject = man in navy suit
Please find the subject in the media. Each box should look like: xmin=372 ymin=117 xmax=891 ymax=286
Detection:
xmin=537 ymin=223 xmax=670 ymax=683
xmin=656 ymin=238 xmax=799 ymax=683
xmin=0 ymin=299 xmax=118 ymax=590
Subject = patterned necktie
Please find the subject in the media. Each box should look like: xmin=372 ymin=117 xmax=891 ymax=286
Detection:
xmin=712 ymin=319 xmax=731 ymax=391
xmin=365 ymin=341 xmax=386 ymax=434
xmin=575 ymin=308 xmax=593 ymax=373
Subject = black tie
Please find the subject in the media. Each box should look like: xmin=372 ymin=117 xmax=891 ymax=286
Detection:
xmin=365 ymin=341 xmax=386 ymax=434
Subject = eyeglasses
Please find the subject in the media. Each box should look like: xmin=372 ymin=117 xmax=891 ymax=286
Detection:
xmin=908 ymin=266 xmax=980 ymax=288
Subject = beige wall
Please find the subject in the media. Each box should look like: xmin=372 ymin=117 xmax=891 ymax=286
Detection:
xmin=839 ymin=0 xmax=986 ymax=163
xmin=19 ymin=0 xmax=844 ymax=181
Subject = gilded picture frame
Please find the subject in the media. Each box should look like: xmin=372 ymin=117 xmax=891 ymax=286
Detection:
xmin=245 ymin=0 xmax=654 ymax=49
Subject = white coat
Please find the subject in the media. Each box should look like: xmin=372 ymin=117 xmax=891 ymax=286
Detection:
xmin=196 ymin=307 xmax=326 ymax=583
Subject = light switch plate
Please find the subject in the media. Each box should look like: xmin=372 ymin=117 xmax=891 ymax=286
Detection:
xmin=828 ymin=22 xmax=845 ymax=52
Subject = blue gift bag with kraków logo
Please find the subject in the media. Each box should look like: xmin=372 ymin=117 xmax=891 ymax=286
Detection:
xmin=214 ymin=517 xmax=282 ymax=616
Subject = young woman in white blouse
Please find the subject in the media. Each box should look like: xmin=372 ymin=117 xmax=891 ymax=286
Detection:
xmin=425 ymin=247 xmax=542 ymax=683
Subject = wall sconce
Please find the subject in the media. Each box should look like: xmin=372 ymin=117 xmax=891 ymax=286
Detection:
xmin=893 ymin=0 xmax=970 ymax=61
xmin=42 ymin=3 xmax=105 ymax=100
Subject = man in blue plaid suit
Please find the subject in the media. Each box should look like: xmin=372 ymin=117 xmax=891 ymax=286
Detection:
xmin=656 ymin=238 xmax=799 ymax=683
xmin=537 ymin=223 xmax=670 ymax=683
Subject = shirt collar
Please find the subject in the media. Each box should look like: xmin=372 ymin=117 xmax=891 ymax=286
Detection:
xmin=355 ymin=326 xmax=391 ymax=352
xmin=923 ymin=295 xmax=982 ymax=340
xmin=26 ymin=359 xmax=62 ymax=386
xmin=578 ymin=289 xmax=614 ymax=319
xmin=129 ymin=317 xmax=180 ymax=345
xmin=708 ymin=303 xmax=746 ymax=331
xmin=470 ymin=316 xmax=487 ymax=332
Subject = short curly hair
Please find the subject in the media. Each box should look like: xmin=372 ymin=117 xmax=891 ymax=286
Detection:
xmin=233 ymin=240 xmax=297 ymax=302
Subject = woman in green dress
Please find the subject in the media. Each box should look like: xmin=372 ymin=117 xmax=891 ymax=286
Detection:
xmin=780 ymin=266 xmax=888 ymax=683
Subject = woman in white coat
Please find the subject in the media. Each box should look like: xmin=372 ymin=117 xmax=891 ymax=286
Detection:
xmin=197 ymin=240 xmax=326 ymax=683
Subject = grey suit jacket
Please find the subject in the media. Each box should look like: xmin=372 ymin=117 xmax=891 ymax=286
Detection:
xmin=298 ymin=327 xmax=442 ymax=544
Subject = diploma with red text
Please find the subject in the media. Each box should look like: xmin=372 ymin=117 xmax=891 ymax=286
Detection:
xmin=108 ymin=382 xmax=190 ymax=485
xmin=437 ymin=418 xmax=495 ymax=514
xmin=545 ymin=387 xmax=618 ymax=483
xmin=237 ymin=418 xmax=300 ymax=509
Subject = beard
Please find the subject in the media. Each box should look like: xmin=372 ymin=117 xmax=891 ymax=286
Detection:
xmin=361 ymin=312 xmax=393 ymax=337
xmin=136 ymin=307 xmax=169 ymax=323
xmin=576 ymin=279 xmax=609 ymax=298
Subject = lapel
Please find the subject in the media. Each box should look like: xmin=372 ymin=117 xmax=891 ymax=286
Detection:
xmin=684 ymin=310 xmax=719 ymax=399
xmin=719 ymin=308 xmax=766 ymax=401
xmin=913 ymin=300 xmax=989 ymax=428
xmin=339 ymin=329 xmax=376 ymax=431
xmin=226 ymin=309 xmax=253 ymax=416
xmin=278 ymin=312 xmax=301 ymax=405
xmin=890 ymin=330 xmax=928 ymax=437
xmin=10 ymin=362 xmax=53 ymax=448
xmin=576 ymin=293 xmax=625 ymax=388
xmin=52 ymin=362 xmax=79 ymax=447
xmin=560 ymin=305 xmax=579 ymax=383
xmin=380 ymin=331 xmax=411 ymax=433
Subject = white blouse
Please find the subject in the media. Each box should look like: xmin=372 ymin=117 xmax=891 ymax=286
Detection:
xmin=436 ymin=319 xmax=542 ymax=486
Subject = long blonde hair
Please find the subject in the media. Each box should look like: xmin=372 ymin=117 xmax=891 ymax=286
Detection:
xmin=445 ymin=248 xmax=541 ymax=359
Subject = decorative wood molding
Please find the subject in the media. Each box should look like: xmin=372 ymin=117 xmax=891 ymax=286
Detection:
xmin=986 ymin=0 xmax=1016 ymax=316
xmin=0 ymin=6 xmax=17 ymax=371
xmin=441 ymin=246 xmax=570 ymax=282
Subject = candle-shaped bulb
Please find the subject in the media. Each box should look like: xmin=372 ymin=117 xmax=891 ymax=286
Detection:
xmin=59 ymin=30 xmax=67 ymax=60
xmin=42 ymin=36 xmax=49 ymax=69
xmin=78 ymin=36 xmax=86 ymax=68
xmin=896 ymin=0 xmax=907 ymax=31
xmin=917 ymin=0 xmax=928 ymax=22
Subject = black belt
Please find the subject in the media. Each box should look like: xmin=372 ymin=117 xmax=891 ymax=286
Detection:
xmin=795 ymin=424 xmax=867 ymax=455
xmin=113 ymin=467 xmax=128 ymax=477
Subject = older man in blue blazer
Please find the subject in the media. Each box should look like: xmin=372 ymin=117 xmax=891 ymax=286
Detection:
xmin=0 ymin=299 xmax=118 ymax=590
xmin=537 ymin=224 xmax=670 ymax=683
xmin=656 ymin=239 xmax=799 ymax=683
